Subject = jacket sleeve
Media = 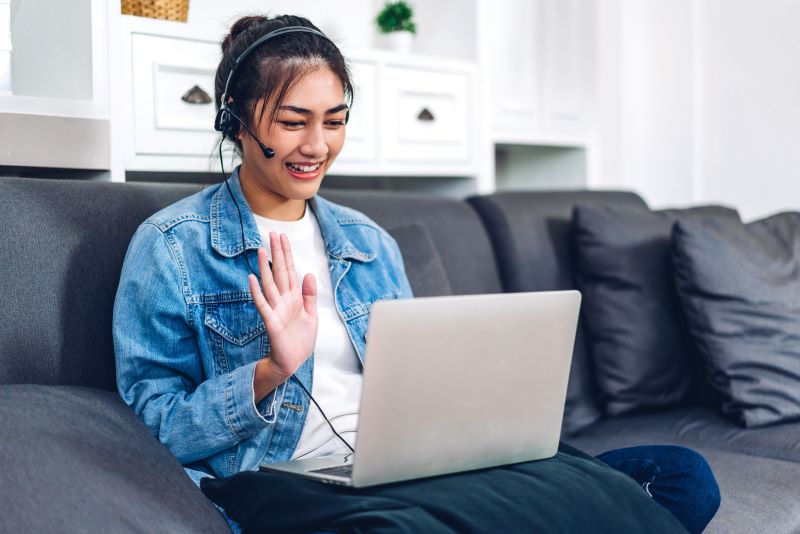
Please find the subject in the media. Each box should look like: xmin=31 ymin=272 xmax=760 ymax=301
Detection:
xmin=384 ymin=230 xmax=415 ymax=300
xmin=113 ymin=222 xmax=279 ymax=465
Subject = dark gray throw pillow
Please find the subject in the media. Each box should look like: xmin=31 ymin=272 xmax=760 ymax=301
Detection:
xmin=572 ymin=204 xmax=739 ymax=415
xmin=672 ymin=213 xmax=800 ymax=428
xmin=0 ymin=385 xmax=228 ymax=533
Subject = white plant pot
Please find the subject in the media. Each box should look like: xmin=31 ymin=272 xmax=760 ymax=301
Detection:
xmin=387 ymin=30 xmax=414 ymax=54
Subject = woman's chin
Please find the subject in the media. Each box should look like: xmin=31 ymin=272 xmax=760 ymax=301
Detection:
xmin=285 ymin=175 xmax=325 ymax=198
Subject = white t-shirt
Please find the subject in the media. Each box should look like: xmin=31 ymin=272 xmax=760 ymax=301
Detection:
xmin=253 ymin=204 xmax=362 ymax=459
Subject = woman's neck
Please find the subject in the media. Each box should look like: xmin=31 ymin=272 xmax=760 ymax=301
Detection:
xmin=239 ymin=165 xmax=306 ymax=221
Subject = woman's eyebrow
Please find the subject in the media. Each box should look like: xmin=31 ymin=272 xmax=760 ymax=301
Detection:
xmin=279 ymin=104 xmax=349 ymax=115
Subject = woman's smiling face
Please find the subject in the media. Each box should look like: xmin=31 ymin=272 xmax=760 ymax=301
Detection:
xmin=238 ymin=66 xmax=348 ymax=220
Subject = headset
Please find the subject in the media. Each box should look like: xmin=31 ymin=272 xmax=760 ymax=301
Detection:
xmin=215 ymin=24 xmax=355 ymax=455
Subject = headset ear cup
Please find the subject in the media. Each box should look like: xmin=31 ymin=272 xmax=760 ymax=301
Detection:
xmin=215 ymin=106 xmax=240 ymax=139
xmin=224 ymin=110 xmax=241 ymax=139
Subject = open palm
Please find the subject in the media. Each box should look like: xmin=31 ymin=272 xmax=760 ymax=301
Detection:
xmin=249 ymin=232 xmax=318 ymax=379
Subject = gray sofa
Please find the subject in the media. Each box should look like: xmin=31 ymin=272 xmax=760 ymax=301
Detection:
xmin=1 ymin=176 xmax=798 ymax=532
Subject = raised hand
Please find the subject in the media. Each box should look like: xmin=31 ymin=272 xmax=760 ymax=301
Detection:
xmin=249 ymin=232 xmax=318 ymax=382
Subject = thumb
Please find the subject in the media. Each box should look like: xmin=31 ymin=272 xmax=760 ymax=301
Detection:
xmin=301 ymin=273 xmax=317 ymax=317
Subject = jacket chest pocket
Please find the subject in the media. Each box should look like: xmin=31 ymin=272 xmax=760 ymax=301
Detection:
xmin=204 ymin=300 xmax=269 ymax=375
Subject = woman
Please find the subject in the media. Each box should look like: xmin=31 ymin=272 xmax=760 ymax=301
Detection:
xmin=113 ymin=14 xmax=719 ymax=533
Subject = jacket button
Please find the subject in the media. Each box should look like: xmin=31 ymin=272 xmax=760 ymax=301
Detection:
xmin=281 ymin=402 xmax=303 ymax=413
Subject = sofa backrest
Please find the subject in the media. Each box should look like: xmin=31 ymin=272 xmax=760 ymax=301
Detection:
xmin=1 ymin=177 xmax=651 ymax=437
xmin=468 ymin=191 xmax=649 ymax=435
xmin=0 ymin=177 xmax=203 ymax=391
xmin=321 ymin=189 xmax=503 ymax=296
xmin=0 ymin=178 xmax=502 ymax=392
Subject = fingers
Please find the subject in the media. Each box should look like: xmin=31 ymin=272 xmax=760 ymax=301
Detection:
xmin=281 ymin=234 xmax=299 ymax=291
xmin=269 ymin=232 xmax=291 ymax=293
xmin=301 ymin=273 xmax=317 ymax=317
xmin=256 ymin=248 xmax=281 ymax=306
xmin=249 ymin=274 xmax=274 ymax=328
xmin=269 ymin=232 xmax=300 ymax=292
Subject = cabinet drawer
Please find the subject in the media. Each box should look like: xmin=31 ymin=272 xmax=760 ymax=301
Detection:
xmin=381 ymin=65 xmax=470 ymax=163
xmin=131 ymin=33 xmax=220 ymax=157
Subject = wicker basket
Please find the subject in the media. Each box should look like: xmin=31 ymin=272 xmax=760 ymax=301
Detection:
xmin=121 ymin=0 xmax=189 ymax=22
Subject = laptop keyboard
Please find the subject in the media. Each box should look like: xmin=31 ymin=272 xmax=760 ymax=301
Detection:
xmin=309 ymin=464 xmax=353 ymax=478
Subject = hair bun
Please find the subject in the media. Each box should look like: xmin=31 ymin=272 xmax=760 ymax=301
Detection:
xmin=221 ymin=15 xmax=269 ymax=54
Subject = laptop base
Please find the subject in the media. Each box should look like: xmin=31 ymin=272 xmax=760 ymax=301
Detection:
xmin=259 ymin=454 xmax=354 ymax=486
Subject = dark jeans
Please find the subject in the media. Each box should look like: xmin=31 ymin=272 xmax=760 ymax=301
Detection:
xmin=597 ymin=445 xmax=721 ymax=534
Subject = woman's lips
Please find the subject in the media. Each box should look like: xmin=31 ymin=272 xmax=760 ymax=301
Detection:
xmin=285 ymin=161 xmax=324 ymax=180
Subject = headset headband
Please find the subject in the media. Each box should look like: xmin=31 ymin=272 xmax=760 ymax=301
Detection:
xmin=219 ymin=25 xmax=330 ymax=108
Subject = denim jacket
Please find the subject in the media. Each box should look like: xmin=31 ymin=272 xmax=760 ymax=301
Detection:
xmin=113 ymin=167 xmax=413 ymax=485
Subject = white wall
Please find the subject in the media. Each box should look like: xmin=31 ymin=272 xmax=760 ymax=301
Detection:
xmin=185 ymin=0 xmax=376 ymax=48
xmin=700 ymin=0 xmax=800 ymax=221
xmin=397 ymin=0 xmax=476 ymax=61
xmin=185 ymin=1 xmax=476 ymax=60
xmin=593 ymin=0 xmax=800 ymax=221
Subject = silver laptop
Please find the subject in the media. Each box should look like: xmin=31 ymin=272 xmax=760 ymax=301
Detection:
xmin=259 ymin=290 xmax=581 ymax=487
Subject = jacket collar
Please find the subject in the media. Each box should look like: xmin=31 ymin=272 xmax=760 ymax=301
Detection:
xmin=309 ymin=196 xmax=376 ymax=262
xmin=210 ymin=166 xmax=374 ymax=262
xmin=210 ymin=167 xmax=263 ymax=257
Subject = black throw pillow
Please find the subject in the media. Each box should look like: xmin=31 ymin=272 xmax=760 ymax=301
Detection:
xmin=572 ymin=204 xmax=739 ymax=415
xmin=672 ymin=212 xmax=800 ymax=427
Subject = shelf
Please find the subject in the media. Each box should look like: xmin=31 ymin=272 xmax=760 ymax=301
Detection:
xmin=492 ymin=135 xmax=588 ymax=149
xmin=0 ymin=112 xmax=110 ymax=169
xmin=0 ymin=94 xmax=106 ymax=119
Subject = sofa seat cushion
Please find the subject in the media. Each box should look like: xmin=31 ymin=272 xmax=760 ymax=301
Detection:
xmin=0 ymin=384 xmax=229 ymax=533
xmin=569 ymin=407 xmax=800 ymax=532
xmin=567 ymin=438 xmax=800 ymax=534
xmin=569 ymin=405 xmax=800 ymax=464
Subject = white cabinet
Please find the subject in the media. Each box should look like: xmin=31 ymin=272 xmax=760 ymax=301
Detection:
xmin=0 ymin=0 xmax=110 ymax=170
xmin=540 ymin=0 xmax=592 ymax=134
xmin=487 ymin=0 xmax=541 ymax=136
xmin=113 ymin=23 xmax=480 ymax=179
xmin=331 ymin=50 xmax=478 ymax=177
xmin=381 ymin=65 xmax=470 ymax=164
xmin=130 ymin=33 xmax=220 ymax=159
xmin=480 ymin=0 xmax=594 ymax=145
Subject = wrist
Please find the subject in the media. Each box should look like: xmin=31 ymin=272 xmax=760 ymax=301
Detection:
xmin=253 ymin=357 xmax=292 ymax=403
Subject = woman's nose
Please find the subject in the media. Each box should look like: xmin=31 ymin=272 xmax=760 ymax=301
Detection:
xmin=299 ymin=125 xmax=328 ymax=158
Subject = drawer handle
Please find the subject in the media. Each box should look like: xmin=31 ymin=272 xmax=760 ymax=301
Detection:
xmin=181 ymin=85 xmax=213 ymax=104
xmin=417 ymin=108 xmax=435 ymax=122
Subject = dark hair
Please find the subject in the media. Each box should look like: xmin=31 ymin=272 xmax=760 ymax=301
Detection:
xmin=214 ymin=14 xmax=354 ymax=153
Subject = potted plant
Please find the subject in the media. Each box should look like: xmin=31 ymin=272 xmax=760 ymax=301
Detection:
xmin=375 ymin=1 xmax=416 ymax=53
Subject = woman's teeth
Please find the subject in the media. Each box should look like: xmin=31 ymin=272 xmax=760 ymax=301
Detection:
xmin=287 ymin=162 xmax=322 ymax=173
